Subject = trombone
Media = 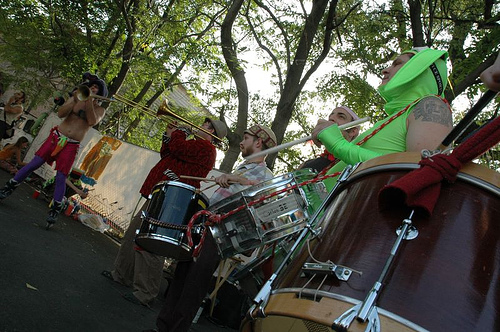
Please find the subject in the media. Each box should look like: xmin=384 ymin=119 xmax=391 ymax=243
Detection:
xmin=75 ymin=85 xmax=115 ymax=103
xmin=76 ymin=85 xmax=228 ymax=150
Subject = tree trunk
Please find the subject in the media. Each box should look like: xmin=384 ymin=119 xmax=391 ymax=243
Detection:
xmin=267 ymin=0 xmax=331 ymax=168
xmin=407 ymin=0 xmax=425 ymax=46
xmin=219 ymin=0 xmax=248 ymax=172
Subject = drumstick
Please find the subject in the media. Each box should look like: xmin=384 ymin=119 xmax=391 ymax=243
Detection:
xmin=180 ymin=175 xmax=238 ymax=184
xmin=201 ymin=183 xmax=219 ymax=192
xmin=243 ymin=116 xmax=371 ymax=160
xmin=180 ymin=175 xmax=218 ymax=182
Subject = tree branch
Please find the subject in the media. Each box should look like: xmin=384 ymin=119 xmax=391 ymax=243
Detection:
xmin=244 ymin=4 xmax=284 ymax=93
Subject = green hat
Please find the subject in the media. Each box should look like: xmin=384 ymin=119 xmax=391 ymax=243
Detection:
xmin=378 ymin=47 xmax=448 ymax=115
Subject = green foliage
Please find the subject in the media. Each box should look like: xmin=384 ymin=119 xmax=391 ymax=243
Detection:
xmin=0 ymin=0 xmax=498 ymax=171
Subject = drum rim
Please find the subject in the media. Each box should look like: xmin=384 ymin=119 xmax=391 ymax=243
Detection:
xmin=346 ymin=153 xmax=500 ymax=196
xmin=135 ymin=233 xmax=192 ymax=254
xmin=154 ymin=180 xmax=196 ymax=191
xmin=210 ymin=169 xmax=320 ymax=211
xmin=209 ymin=172 xmax=298 ymax=210
xmin=292 ymin=168 xmax=318 ymax=177
xmin=270 ymin=289 xmax=430 ymax=332
xmin=153 ymin=180 xmax=209 ymax=201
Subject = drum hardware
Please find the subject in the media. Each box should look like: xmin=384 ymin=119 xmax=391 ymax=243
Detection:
xmin=141 ymin=214 xmax=189 ymax=231
xmin=191 ymin=223 xmax=205 ymax=236
xmin=333 ymin=302 xmax=381 ymax=332
xmin=247 ymin=165 xmax=356 ymax=320
xmin=396 ymin=224 xmax=418 ymax=240
xmin=302 ymin=262 xmax=353 ymax=281
xmin=305 ymin=225 xmax=322 ymax=240
xmin=333 ymin=210 xmax=417 ymax=331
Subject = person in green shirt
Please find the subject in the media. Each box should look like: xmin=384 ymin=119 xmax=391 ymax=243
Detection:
xmin=312 ymin=47 xmax=453 ymax=190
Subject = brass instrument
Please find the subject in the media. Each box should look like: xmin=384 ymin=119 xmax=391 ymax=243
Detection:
xmin=98 ymin=92 xmax=228 ymax=150
xmin=75 ymin=85 xmax=93 ymax=101
xmin=75 ymin=85 xmax=114 ymax=103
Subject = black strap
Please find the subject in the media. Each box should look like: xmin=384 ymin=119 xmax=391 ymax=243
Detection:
xmin=429 ymin=63 xmax=443 ymax=95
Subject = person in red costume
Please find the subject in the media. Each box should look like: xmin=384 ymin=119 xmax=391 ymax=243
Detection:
xmin=149 ymin=124 xmax=276 ymax=332
xmin=101 ymin=117 xmax=227 ymax=307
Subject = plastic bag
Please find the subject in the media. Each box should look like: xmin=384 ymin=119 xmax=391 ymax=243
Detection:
xmin=78 ymin=214 xmax=110 ymax=233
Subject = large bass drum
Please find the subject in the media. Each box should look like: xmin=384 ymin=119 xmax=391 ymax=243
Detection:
xmin=241 ymin=153 xmax=500 ymax=332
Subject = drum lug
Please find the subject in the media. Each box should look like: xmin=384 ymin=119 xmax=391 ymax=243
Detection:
xmin=332 ymin=303 xmax=381 ymax=332
xmin=306 ymin=225 xmax=322 ymax=238
xmin=396 ymin=219 xmax=419 ymax=240
xmin=225 ymin=229 xmax=238 ymax=237
xmin=364 ymin=306 xmax=381 ymax=332
xmin=192 ymin=223 xmax=205 ymax=236
xmin=247 ymin=274 xmax=275 ymax=320
xmin=333 ymin=302 xmax=361 ymax=331
xmin=302 ymin=262 xmax=353 ymax=281
xmin=137 ymin=211 xmax=148 ymax=235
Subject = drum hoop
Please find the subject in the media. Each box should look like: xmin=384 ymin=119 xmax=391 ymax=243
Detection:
xmin=271 ymin=289 xmax=430 ymax=332
xmin=154 ymin=180 xmax=209 ymax=202
xmin=136 ymin=233 xmax=192 ymax=252
xmin=244 ymin=174 xmax=296 ymax=198
xmin=345 ymin=162 xmax=500 ymax=197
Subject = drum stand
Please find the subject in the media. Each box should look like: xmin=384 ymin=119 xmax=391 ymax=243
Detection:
xmin=192 ymin=256 xmax=245 ymax=325
xmin=208 ymin=256 xmax=245 ymax=316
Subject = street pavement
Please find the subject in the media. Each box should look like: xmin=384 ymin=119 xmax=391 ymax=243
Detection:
xmin=0 ymin=169 xmax=238 ymax=332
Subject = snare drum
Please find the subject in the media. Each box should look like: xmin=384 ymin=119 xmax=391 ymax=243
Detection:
xmin=242 ymin=153 xmax=500 ymax=332
xmin=209 ymin=169 xmax=327 ymax=259
xmin=135 ymin=181 xmax=209 ymax=261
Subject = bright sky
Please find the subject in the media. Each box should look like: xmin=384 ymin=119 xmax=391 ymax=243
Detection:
xmin=200 ymin=0 xmax=491 ymax=170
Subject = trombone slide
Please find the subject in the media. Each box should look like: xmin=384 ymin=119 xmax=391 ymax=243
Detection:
xmin=243 ymin=117 xmax=370 ymax=160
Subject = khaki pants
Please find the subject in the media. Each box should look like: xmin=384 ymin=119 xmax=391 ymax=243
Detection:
xmin=111 ymin=201 xmax=164 ymax=304
xmin=156 ymin=234 xmax=221 ymax=332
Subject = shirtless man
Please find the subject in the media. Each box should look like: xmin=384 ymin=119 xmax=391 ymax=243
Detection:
xmin=0 ymin=73 xmax=107 ymax=229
